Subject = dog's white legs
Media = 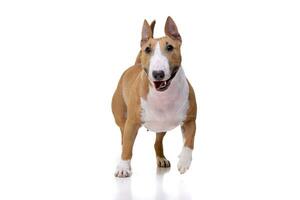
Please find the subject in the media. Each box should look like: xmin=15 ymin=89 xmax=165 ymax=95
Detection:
xmin=177 ymin=146 xmax=193 ymax=174
xmin=178 ymin=120 xmax=196 ymax=174
xmin=115 ymin=159 xmax=132 ymax=178
xmin=115 ymin=120 xmax=139 ymax=178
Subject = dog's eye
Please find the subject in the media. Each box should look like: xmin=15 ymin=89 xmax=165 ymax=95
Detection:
xmin=145 ymin=47 xmax=152 ymax=54
xmin=166 ymin=44 xmax=174 ymax=52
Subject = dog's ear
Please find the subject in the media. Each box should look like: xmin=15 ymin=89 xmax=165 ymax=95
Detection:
xmin=150 ymin=20 xmax=156 ymax=37
xmin=164 ymin=16 xmax=181 ymax=42
xmin=141 ymin=20 xmax=153 ymax=47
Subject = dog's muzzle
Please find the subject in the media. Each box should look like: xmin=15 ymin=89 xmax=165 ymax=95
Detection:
xmin=152 ymin=67 xmax=179 ymax=92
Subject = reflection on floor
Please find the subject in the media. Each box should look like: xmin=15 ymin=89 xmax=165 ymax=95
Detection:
xmin=114 ymin=167 xmax=192 ymax=200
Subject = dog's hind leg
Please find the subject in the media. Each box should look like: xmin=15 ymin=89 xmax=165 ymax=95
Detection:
xmin=154 ymin=132 xmax=170 ymax=168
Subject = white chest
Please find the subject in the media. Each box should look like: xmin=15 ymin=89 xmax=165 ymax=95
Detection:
xmin=140 ymin=69 xmax=189 ymax=132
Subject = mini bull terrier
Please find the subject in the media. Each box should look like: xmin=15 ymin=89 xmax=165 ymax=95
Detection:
xmin=112 ymin=17 xmax=197 ymax=177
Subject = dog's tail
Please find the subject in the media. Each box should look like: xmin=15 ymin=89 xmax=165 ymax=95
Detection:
xmin=134 ymin=20 xmax=156 ymax=65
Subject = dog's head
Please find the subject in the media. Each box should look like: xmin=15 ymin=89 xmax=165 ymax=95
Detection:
xmin=140 ymin=17 xmax=182 ymax=92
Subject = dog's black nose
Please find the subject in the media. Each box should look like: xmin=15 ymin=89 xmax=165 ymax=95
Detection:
xmin=152 ymin=70 xmax=165 ymax=81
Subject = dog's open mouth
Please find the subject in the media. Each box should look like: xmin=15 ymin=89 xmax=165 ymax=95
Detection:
xmin=153 ymin=68 xmax=179 ymax=92
xmin=153 ymin=80 xmax=171 ymax=91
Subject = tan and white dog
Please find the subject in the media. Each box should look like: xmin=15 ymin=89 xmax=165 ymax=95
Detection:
xmin=112 ymin=17 xmax=197 ymax=178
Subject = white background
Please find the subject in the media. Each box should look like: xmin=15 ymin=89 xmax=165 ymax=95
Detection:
xmin=1 ymin=0 xmax=300 ymax=199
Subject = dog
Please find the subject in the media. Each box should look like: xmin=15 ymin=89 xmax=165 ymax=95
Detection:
xmin=112 ymin=17 xmax=197 ymax=177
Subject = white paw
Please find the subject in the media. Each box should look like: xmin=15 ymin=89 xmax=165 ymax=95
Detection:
xmin=156 ymin=157 xmax=171 ymax=168
xmin=114 ymin=159 xmax=132 ymax=178
xmin=177 ymin=147 xmax=192 ymax=174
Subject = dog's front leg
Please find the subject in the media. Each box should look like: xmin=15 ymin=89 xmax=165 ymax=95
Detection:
xmin=178 ymin=120 xmax=196 ymax=174
xmin=115 ymin=120 xmax=140 ymax=178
